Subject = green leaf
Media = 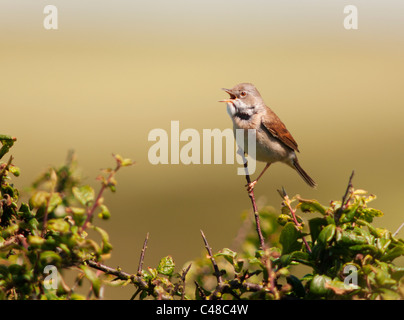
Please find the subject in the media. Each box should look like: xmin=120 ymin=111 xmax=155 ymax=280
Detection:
xmin=309 ymin=274 xmax=332 ymax=296
xmin=80 ymin=265 xmax=101 ymax=298
xmin=47 ymin=219 xmax=70 ymax=233
xmin=317 ymin=224 xmax=336 ymax=245
xmin=309 ymin=218 xmax=327 ymax=244
xmin=335 ymin=229 xmax=368 ymax=246
xmin=29 ymin=191 xmax=49 ymax=209
xmin=348 ymin=244 xmax=378 ymax=254
xmin=325 ymin=279 xmax=360 ymax=295
xmin=69 ymin=207 xmax=86 ymax=226
xmin=360 ymin=208 xmax=383 ymax=222
xmin=97 ymin=204 xmax=111 ymax=220
xmin=298 ymin=199 xmax=327 ymax=215
xmin=28 ymin=235 xmax=45 ymax=246
xmin=280 ymin=222 xmax=301 ymax=255
xmin=9 ymin=165 xmax=20 ymax=177
xmin=248 ymin=257 xmax=264 ymax=268
xmin=157 ymin=256 xmax=175 ymax=276
xmin=215 ymin=248 xmax=237 ymax=265
xmin=93 ymin=226 xmax=113 ymax=254
xmin=0 ymin=135 xmax=16 ymax=160
xmin=40 ymin=251 xmax=62 ymax=265
xmin=287 ymin=275 xmax=306 ymax=298
xmin=147 ymin=267 xmax=158 ymax=279
xmin=18 ymin=203 xmax=34 ymax=219
xmin=114 ymin=154 xmax=134 ymax=167
xmin=48 ymin=193 xmax=63 ymax=213
xmin=234 ymin=259 xmax=244 ymax=273
xmin=379 ymin=288 xmax=401 ymax=300
xmin=380 ymin=245 xmax=404 ymax=262
xmin=72 ymin=185 xmax=95 ymax=207
xmin=139 ymin=290 xmax=148 ymax=300
xmin=28 ymin=192 xmax=62 ymax=213
xmin=277 ymin=214 xmax=290 ymax=226
xmin=280 ymin=251 xmax=310 ymax=266
xmin=375 ymin=238 xmax=391 ymax=254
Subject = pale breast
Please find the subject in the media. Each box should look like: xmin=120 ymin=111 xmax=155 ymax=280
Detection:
xmin=233 ymin=121 xmax=295 ymax=165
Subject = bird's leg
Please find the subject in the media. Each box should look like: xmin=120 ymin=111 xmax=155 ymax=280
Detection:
xmin=246 ymin=163 xmax=271 ymax=193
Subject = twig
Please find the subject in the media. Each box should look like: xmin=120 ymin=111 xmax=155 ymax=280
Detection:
xmin=137 ymin=233 xmax=149 ymax=275
xmin=240 ymin=155 xmax=278 ymax=297
xmin=335 ymin=170 xmax=355 ymax=224
xmin=0 ymin=155 xmax=13 ymax=180
xmin=87 ymin=270 xmax=103 ymax=300
xmin=41 ymin=169 xmax=57 ymax=237
xmin=82 ymin=160 xmax=121 ymax=231
xmin=241 ymin=155 xmax=265 ymax=249
xmin=130 ymin=288 xmax=141 ymax=300
xmin=194 ymin=281 xmax=207 ymax=300
xmin=278 ymin=187 xmax=312 ymax=254
xmin=393 ymin=222 xmax=404 ymax=237
xmin=86 ymin=260 xmax=150 ymax=294
xmin=200 ymin=230 xmax=222 ymax=284
xmin=66 ymin=273 xmax=85 ymax=299
xmin=17 ymin=235 xmax=29 ymax=250
xmin=86 ymin=260 xmax=135 ymax=281
xmin=180 ymin=263 xmax=192 ymax=300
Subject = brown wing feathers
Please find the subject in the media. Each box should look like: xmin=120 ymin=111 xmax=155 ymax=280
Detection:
xmin=261 ymin=108 xmax=300 ymax=152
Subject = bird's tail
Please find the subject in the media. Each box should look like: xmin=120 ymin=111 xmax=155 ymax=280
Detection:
xmin=293 ymin=159 xmax=317 ymax=188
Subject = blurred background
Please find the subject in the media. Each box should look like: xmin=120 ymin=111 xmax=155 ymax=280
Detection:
xmin=1 ymin=0 xmax=404 ymax=298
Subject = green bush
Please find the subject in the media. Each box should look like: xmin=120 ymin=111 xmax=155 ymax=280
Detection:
xmin=0 ymin=135 xmax=403 ymax=300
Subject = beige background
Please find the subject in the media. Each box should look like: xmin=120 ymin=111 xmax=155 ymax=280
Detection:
xmin=1 ymin=1 xmax=404 ymax=298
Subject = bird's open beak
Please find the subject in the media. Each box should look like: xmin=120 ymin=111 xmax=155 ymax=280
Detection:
xmin=219 ymin=88 xmax=236 ymax=103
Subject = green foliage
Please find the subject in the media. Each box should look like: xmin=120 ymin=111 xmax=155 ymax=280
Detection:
xmin=0 ymin=138 xmax=133 ymax=299
xmin=185 ymin=189 xmax=404 ymax=300
xmin=1 ymin=136 xmax=403 ymax=300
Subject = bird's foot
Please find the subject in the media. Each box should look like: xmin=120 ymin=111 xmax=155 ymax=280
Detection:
xmin=246 ymin=180 xmax=257 ymax=193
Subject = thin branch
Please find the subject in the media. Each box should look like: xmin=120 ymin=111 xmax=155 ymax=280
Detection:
xmin=278 ymin=187 xmax=312 ymax=254
xmin=393 ymin=222 xmax=404 ymax=237
xmin=86 ymin=260 xmax=134 ymax=281
xmin=0 ymin=155 xmax=13 ymax=180
xmin=86 ymin=260 xmax=151 ymax=295
xmin=41 ymin=169 xmax=56 ymax=237
xmin=137 ymin=232 xmax=149 ymax=275
xmin=180 ymin=263 xmax=192 ymax=300
xmin=86 ymin=259 xmax=276 ymax=300
xmin=130 ymin=288 xmax=142 ymax=300
xmin=200 ymin=230 xmax=222 ymax=284
xmin=241 ymin=155 xmax=279 ymax=297
xmin=66 ymin=273 xmax=85 ymax=299
xmin=241 ymin=155 xmax=265 ymax=249
xmin=335 ymin=170 xmax=355 ymax=224
xmin=194 ymin=281 xmax=207 ymax=300
xmin=82 ymin=161 xmax=121 ymax=231
xmin=17 ymin=235 xmax=29 ymax=250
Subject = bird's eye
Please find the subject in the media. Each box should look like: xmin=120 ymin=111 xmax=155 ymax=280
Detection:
xmin=240 ymin=91 xmax=247 ymax=97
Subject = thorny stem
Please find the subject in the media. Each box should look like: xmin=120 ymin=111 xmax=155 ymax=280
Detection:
xmin=0 ymin=155 xmax=13 ymax=180
xmin=200 ymin=230 xmax=223 ymax=285
xmin=137 ymin=233 xmax=149 ymax=275
xmin=242 ymin=156 xmax=265 ymax=249
xmin=86 ymin=260 xmax=135 ymax=282
xmin=82 ymin=161 xmax=122 ymax=231
xmin=280 ymin=188 xmax=312 ymax=254
xmin=41 ymin=169 xmax=56 ymax=238
xmin=241 ymin=155 xmax=277 ymax=298
xmin=393 ymin=222 xmax=404 ymax=237
xmin=180 ymin=263 xmax=192 ymax=300
xmin=335 ymin=170 xmax=355 ymax=224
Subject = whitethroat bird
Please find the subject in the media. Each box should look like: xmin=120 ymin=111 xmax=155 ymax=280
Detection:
xmin=220 ymin=83 xmax=316 ymax=192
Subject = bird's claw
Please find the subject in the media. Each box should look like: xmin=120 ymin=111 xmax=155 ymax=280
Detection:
xmin=246 ymin=180 xmax=257 ymax=193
